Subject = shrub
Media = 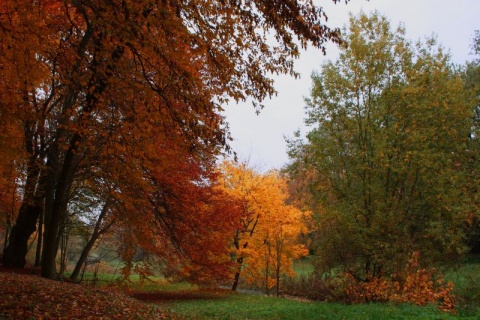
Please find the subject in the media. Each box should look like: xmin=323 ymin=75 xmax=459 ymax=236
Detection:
xmin=344 ymin=252 xmax=455 ymax=313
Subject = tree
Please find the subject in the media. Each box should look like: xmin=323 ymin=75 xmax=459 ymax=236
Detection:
xmin=217 ymin=161 xmax=309 ymax=293
xmin=0 ymin=0 xmax=343 ymax=279
xmin=462 ymin=30 xmax=480 ymax=252
xmin=287 ymin=12 xmax=473 ymax=283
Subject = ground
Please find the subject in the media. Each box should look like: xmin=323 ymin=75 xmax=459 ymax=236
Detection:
xmin=0 ymin=267 xmax=169 ymax=319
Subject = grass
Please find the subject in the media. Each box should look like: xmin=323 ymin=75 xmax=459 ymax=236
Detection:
xmin=444 ymin=258 xmax=480 ymax=317
xmin=292 ymin=256 xmax=315 ymax=277
xmin=137 ymin=256 xmax=480 ymax=319
xmin=160 ymin=292 xmax=465 ymax=320
xmin=57 ymin=256 xmax=480 ymax=319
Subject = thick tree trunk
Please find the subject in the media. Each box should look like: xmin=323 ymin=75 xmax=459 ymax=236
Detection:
xmin=41 ymin=138 xmax=78 ymax=279
xmin=2 ymin=152 xmax=43 ymax=268
xmin=2 ymin=205 xmax=42 ymax=267
xmin=41 ymin=181 xmax=73 ymax=279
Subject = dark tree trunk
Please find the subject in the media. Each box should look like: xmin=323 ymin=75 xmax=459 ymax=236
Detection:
xmin=70 ymin=234 xmax=98 ymax=282
xmin=2 ymin=205 xmax=42 ymax=267
xmin=41 ymin=156 xmax=76 ymax=279
xmin=231 ymin=257 xmax=243 ymax=291
xmin=2 ymin=150 xmax=43 ymax=268
xmin=41 ymin=135 xmax=79 ymax=279
xmin=70 ymin=203 xmax=112 ymax=282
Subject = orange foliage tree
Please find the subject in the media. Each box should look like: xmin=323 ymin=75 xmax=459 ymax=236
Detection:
xmin=0 ymin=0 xmax=343 ymax=280
xmin=217 ymin=161 xmax=309 ymax=294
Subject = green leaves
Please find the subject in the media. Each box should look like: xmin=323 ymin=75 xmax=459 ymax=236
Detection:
xmin=288 ymin=12 xmax=474 ymax=281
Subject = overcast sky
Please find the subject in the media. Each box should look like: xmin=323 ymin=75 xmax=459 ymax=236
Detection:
xmin=222 ymin=0 xmax=480 ymax=171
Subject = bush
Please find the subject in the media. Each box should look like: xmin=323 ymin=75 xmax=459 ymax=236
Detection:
xmin=284 ymin=252 xmax=456 ymax=314
xmin=344 ymin=252 xmax=455 ymax=313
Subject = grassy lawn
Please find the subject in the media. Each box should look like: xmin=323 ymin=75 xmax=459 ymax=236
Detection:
xmin=54 ymin=256 xmax=480 ymax=319
xmin=292 ymin=256 xmax=315 ymax=277
xmin=159 ymin=292 xmax=465 ymax=320
xmin=131 ymin=256 xmax=480 ymax=319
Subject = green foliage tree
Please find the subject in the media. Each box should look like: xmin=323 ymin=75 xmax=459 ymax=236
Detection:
xmin=463 ymin=30 xmax=480 ymax=251
xmin=287 ymin=12 xmax=474 ymax=281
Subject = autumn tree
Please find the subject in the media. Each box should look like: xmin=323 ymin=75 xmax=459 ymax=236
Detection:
xmin=287 ymin=12 xmax=474 ymax=283
xmin=0 ymin=0 xmax=343 ymax=279
xmin=463 ymin=30 xmax=480 ymax=252
xmin=217 ymin=161 xmax=309 ymax=293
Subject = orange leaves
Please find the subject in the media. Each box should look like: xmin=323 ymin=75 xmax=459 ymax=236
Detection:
xmin=2 ymin=0 xmax=343 ymax=279
xmin=217 ymin=161 xmax=310 ymax=290
xmin=345 ymin=252 xmax=456 ymax=313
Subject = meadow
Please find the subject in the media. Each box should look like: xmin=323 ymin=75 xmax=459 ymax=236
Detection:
xmin=3 ymin=257 xmax=480 ymax=319
xmin=130 ymin=257 xmax=480 ymax=319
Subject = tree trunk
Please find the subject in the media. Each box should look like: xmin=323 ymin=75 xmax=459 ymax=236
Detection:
xmin=41 ymin=138 xmax=79 ymax=279
xmin=70 ymin=234 xmax=98 ymax=282
xmin=2 ymin=218 xmax=11 ymax=254
xmin=59 ymin=231 xmax=69 ymax=275
xmin=275 ymin=244 xmax=281 ymax=297
xmin=2 ymin=142 xmax=42 ymax=268
xmin=70 ymin=203 xmax=112 ymax=282
xmin=34 ymin=207 xmax=44 ymax=267
xmin=231 ymin=257 xmax=243 ymax=291
xmin=2 ymin=204 xmax=42 ymax=267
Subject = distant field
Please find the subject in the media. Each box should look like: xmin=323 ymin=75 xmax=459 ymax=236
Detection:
xmin=292 ymin=257 xmax=315 ymax=277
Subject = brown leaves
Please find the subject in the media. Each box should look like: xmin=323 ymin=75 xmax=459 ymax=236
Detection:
xmin=0 ymin=272 xmax=169 ymax=319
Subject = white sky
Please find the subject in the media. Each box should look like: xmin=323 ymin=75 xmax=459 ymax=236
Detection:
xmin=222 ymin=0 xmax=480 ymax=171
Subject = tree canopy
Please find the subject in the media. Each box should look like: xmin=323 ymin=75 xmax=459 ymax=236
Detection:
xmin=0 ymin=0 xmax=343 ymax=280
xmin=217 ymin=161 xmax=309 ymax=294
xmin=287 ymin=12 xmax=475 ymax=282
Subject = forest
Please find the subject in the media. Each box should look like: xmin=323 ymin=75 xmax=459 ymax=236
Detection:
xmin=1 ymin=0 xmax=480 ymax=319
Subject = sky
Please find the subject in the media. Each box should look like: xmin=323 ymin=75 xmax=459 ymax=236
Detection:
xmin=222 ymin=0 xmax=480 ymax=171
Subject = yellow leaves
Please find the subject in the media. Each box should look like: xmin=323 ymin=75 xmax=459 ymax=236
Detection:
xmin=218 ymin=161 xmax=310 ymax=288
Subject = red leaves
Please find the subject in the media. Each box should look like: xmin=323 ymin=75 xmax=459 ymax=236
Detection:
xmin=0 ymin=272 xmax=169 ymax=319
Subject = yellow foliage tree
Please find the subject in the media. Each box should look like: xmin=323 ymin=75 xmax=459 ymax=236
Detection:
xmin=217 ymin=161 xmax=309 ymax=295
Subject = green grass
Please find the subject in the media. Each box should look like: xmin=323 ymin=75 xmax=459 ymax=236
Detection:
xmin=68 ymin=256 xmax=480 ymax=319
xmin=147 ymin=256 xmax=480 ymax=319
xmin=292 ymin=257 xmax=315 ymax=277
xmin=444 ymin=259 xmax=480 ymax=317
xmin=161 ymin=292 xmax=467 ymax=320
